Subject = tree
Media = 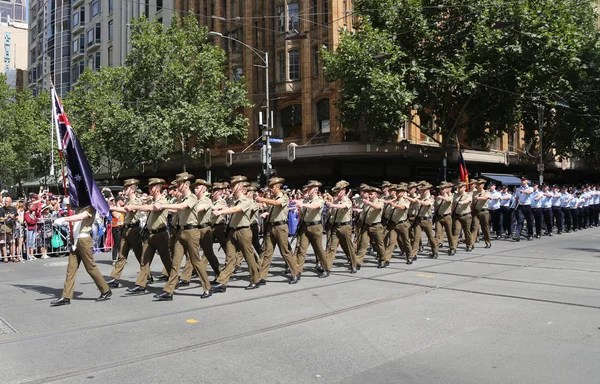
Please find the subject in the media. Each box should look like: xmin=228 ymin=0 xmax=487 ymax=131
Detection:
xmin=324 ymin=0 xmax=600 ymax=179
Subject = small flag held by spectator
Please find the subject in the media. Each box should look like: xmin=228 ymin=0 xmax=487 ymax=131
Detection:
xmin=52 ymin=88 xmax=109 ymax=217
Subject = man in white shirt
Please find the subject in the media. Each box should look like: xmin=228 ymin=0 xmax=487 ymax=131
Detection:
xmin=514 ymin=176 xmax=534 ymax=241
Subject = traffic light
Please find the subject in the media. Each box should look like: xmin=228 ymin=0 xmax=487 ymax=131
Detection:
xmin=204 ymin=148 xmax=212 ymax=169
xmin=269 ymin=168 xmax=277 ymax=178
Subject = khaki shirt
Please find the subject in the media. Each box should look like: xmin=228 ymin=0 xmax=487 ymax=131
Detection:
xmin=333 ymin=197 xmax=353 ymax=223
xmin=390 ymin=197 xmax=409 ymax=223
xmin=435 ymin=194 xmax=453 ymax=216
xmin=268 ymin=192 xmax=289 ymax=223
xmin=211 ymin=198 xmax=228 ymax=225
xmin=124 ymin=195 xmax=141 ymax=224
xmin=382 ymin=196 xmax=394 ymax=219
xmin=147 ymin=195 xmax=169 ymax=231
xmin=364 ymin=198 xmax=383 ymax=225
xmin=195 ymin=196 xmax=213 ymax=226
xmin=416 ymin=195 xmax=433 ymax=217
xmin=473 ymin=190 xmax=489 ymax=211
xmin=79 ymin=206 xmax=95 ymax=235
xmin=177 ymin=193 xmax=198 ymax=226
xmin=249 ymin=199 xmax=259 ymax=225
xmin=229 ymin=197 xmax=252 ymax=228
xmin=453 ymin=193 xmax=472 ymax=215
xmin=409 ymin=193 xmax=421 ymax=216
xmin=303 ymin=197 xmax=324 ymax=223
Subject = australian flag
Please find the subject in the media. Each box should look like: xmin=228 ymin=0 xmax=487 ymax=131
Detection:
xmin=52 ymin=88 xmax=109 ymax=217
xmin=457 ymin=139 xmax=469 ymax=185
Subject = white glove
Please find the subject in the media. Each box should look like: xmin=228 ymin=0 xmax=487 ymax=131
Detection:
xmin=54 ymin=218 xmax=66 ymax=226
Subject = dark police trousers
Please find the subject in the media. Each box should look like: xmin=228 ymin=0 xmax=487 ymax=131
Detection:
xmin=515 ymin=205 xmax=534 ymax=238
xmin=542 ymin=208 xmax=553 ymax=234
xmin=532 ymin=208 xmax=543 ymax=236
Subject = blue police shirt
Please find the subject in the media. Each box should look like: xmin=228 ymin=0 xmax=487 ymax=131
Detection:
xmin=488 ymin=191 xmax=501 ymax=210
xmin=516 ymin=186 xmax=533 ymax=205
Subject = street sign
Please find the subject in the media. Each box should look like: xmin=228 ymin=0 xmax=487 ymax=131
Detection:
xmin=269 ymin=138 xmax=283 ymax=143
xmin=537 ymin=164 xmax=545 ymax=172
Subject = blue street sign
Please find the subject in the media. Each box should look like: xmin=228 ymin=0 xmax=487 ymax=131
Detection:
xmin=269 ymin=138 xmax=284 ymax=143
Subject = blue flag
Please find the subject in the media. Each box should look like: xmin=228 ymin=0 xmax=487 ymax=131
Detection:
xmin=52 ymin=89 xmax=109 ymax=217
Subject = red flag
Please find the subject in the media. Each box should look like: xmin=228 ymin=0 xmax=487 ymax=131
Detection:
xmin=457 ymin=139 xmax=469 ymax=185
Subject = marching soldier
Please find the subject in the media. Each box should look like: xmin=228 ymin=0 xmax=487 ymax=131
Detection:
xmin=293 ymin=180 xmax=329 ymax=277
xmin=411 ymin=182 xmax=438 ymax=258
xmin=561 ymin=186 xmax=573 ymax=233
xmin=257 ymin=177 xmax=301 ymax=284
xmin=552 ymin=185 xmax=564 ymax=234
xmin=125 ymin=178 xmax=173 ymax=294
xmin=531 ymin=181 xmax=544 ymax=238
xmin=382 ymin=184 xmax=398 ymax=255
xmin=384 ymin=183 xmax=414 ymax=264
xmin=325 ymin=180 xmax=359 ymax=273
xmin=107 ymin=179 xmax=144 ymax=288
xmin=471 ymin=179 xmax=492 ymax=248
xmin=211 ymin=176 xmax=262 ymax=291
xmin=499 ymin=185 xmax=512 ymax=237
xmin=152 ymin=173 xmax=211 ymax=301
xmin=246 ymin=183 xmax=262 ymax=255
xmin=211 ymin=183 xmax=229 ymax=253
xmin=488 ymin=182 xmax=503 ymax=239
xmin=541 ymin=183 xmax=554 ymax=236
xmin=514 ymin=176 xmax=535 ymax=241
xmin=434 ymin=182 xmax=456 ymax=255
xmin=50 ymin=206 xmax=112 ymax=306
xmin=452 ymin=182 xmax=473 ymax=252
xmin=356 ymin=187 xmax=387 ymax=268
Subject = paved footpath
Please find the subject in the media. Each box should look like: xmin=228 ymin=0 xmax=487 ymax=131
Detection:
xmin=1 ymin=229 xmax=599 ymax=384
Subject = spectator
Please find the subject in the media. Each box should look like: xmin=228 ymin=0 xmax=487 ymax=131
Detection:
xmin=37 ymin=205 xmax=54 ymax=259
xmin=24 ymin=202 xmax=39 ymax=260
xmin=0 ymin=196 xmax=18 ymax=262
xmin=110 ymin=196 xmax=125 ymax=264
xmin=13 ymin=201 xmax=25 ymax=262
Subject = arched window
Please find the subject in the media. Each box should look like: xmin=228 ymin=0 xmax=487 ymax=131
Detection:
xmin=288 ymin=49 xmax=300 ymax=80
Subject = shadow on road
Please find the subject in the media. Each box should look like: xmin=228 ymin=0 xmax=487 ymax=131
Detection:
xmin=10 ymin=284 xmax=85 ymax=301
xmin=565 ymin=247 xmax=600 ymax=253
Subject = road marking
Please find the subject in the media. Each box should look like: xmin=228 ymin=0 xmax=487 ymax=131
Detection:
xmin=426 ymin=275 xmax=435 ymax=278
xmin=185 ymin=319 xmax=198 ymax=324
xmin=417 ymin=274 xmax=426 ymax=277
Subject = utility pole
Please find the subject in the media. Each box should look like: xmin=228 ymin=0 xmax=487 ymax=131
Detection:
xmin=537 ymin=105 xmax=545 ymax=185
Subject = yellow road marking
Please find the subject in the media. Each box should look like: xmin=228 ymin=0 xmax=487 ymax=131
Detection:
xmin=186 ymin=319 xmax=199 ymax=324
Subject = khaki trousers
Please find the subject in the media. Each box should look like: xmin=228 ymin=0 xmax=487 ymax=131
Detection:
xmin=471 ymin=210 xmax=491 ymax=244
xmin=182 ymin=227 xmax=221 ymax=281
xmin=412 ymin=219 xmax=438 ymax=256
xmin=212 ymin=223 xmax=227 ymax=251
xmin=435 ymin=215 xmax=456 ymax=250
xmin=295 ymin=224 xmax=328 ymax=272
xmin=385 ymin=221 xmax=412 ymax=261
xmin=259 ymin=224 xmax=299 ymax=279
xmin=61 ymin=237 xmax=110 ymax=299
xmin=383 ymin=224 xmax=397 ymax=255
xmin=135 ymin=231 xmax=172 ymax=288
xmin=110 ymin=227 xmax=143 ymax=279
xmin=452 ymin=214 xmax=473 ymax=248
xmin=217 ymin=228 xmax=260 ymax=285
xmin=326 ymin=224 xmax=357 ymax=269
xmin=164 ymin=228 xmax=210 ymax=294
xmin=356 ymin=224 xmax=386 ymax=264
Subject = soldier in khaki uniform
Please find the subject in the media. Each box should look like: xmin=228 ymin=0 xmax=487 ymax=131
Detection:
xmin=471 ymin=179 xmax=492 ymax=248
xmin=125 ymin=178 xmax=173 ymax=294
xmin=246 ymin=184 xmax=262 ymax=255
xmin=434 ymin=182 xmax=456 ymax=255
xmin=257 ymin=177 xmax=301 ymax=284
xmin=294 ymin=180 xmax=329 ymax=277
xmin=411 ymin=183 xmax=439 ymax=258
xmin=210 ymin=183 xmax=229 ymax=252
xmin=406 ymin=182 xmax=421 ymax=246
xmin=107 ymin=179 xmax=144 ymax=288
xmin=384 ymin=183 xmax=414 ymax=264
xmin=356 ymin=187 xmax=387 ymax=268
xmin=382 ymin=184 xmax=398 ymax=254
xmin=50 ymin=206 xmax=112 ymax=306
xmin=179 ymin=179 xmax=221 ymax=287
xmin=153 ymin=173 xmax=211 ymax=301
xmin=325 ymin=180 xmax=359 ymax=273
xmin=452 ymin=181 xmax=474 ymax=252
xmin=211 ymin=176 xmax=262 ymax=291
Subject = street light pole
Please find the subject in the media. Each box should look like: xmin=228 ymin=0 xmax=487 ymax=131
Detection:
xmin=208 ymin=31 xmax=271 ymax=185
xmin=537 ymin=105 xmax=545 ymax=185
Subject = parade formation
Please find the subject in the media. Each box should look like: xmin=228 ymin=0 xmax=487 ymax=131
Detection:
xmin=47 ymin=174 xmax=600 ymax=306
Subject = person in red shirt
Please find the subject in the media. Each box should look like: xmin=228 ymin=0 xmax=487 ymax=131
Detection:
xmin=24 ymin=202 xmax=39 ymax=261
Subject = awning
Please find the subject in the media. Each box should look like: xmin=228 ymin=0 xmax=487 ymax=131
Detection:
xmin=480 ymin=173 xmax=521 ymax=186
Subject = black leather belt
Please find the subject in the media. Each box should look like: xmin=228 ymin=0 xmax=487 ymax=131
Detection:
xmin=420 ymin=216 xmax=432 ymax=220
xmin=474 ymin=209 xmax=489 ymax=214
xmin=233 ymin=226 xmax=249 ymax=230
xmin=392 ymin=219 xmax=408 ymax=225
xmin=440 ymin=213 xmax=451 ymax=218
xmin=270 ymin=220 xmax=288 ymax=227
xmin=197 ymin=223 xmax=211 ymax=229
xmin=182 ymin=224 xmax=200 ymax=230
xmin=454 ymin=213 xmax=471 ymax=217
xmin=124 ymin=223 xmax=139 ymax=229
xmin=334 ymin=221 xmax=353 ymax=227
xmin=367 ymin=222 xmax=381 ymax=227
xmin=149 ymin=226 xmax=168 ymax=234
xmin=305 ymin=221 xmax=321 ymax=226
xmin=250 ymin=223 xmax=258 ymax=227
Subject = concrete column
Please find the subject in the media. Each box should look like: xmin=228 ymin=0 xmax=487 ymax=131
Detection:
xmin=329 ymin=0 xmax=343 ymax=143
xmin=300 ymin=0 xmax=313 ymax=143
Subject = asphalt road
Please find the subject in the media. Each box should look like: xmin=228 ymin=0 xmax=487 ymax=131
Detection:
xmin=1 ymin=229 xmax=599 ymax=384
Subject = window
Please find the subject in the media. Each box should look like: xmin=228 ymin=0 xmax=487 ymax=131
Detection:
xmin=278 ymin=51 xmax=285 ymax=82
xmin=79 ymin=60 xmax=85 ymax=76
xmin=73 ymin=11 xmax=79 ymax=27
xmin=157 ymin=0 xmax=163 ymax=11
xmin=288 ymin=2 xmax=299 ymax=32
xmin=280 ymin=105 xmax=302 ymax=137
xmin=81 ymin=7 xmax=86 ymax=25
xmin=87 ymin=28 xmax=94 ymax=46
xmin=277 ymin=5 xmax=285 ymax=32
xmin=317 ymin=99 xmax=330 ymax=133
xmin=323 ymin=0 xmax=329 ymax=31
xmin=95 ymin=23 xmax=101 ymax=44
xmin=233 ymin=67 xmax=243 ymax=81
xmin=288 ymin=50 xmax=300 ymax=80
xmin=108 ymin=20 xmax=113 ymax=40
xmin=108 ymin=46 xmax=113 ymax=66
xmin=73 ymin=39 xmax=78 ymax=53
xmin=312 ymin=0 xmax=318 ymax=26
xmin=95 ymin=52 xmax=101 ymax=70
xmin=109 ymin=0 xmax=114 ymax=14
xmin=313 ymin=46 xmax=319 ymax=76
xmin=230 ymin=32 xmax=239 ymax=52
xmin=79 ymin=34 xmax=85 ymax=52
xmin=91 ymin=0 xmax=99 ymax=18
xmin=231 ymin=0 xmax=236 ymax=18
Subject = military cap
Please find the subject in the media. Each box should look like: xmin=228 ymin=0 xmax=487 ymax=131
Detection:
xmin=520 ymin=175 xmax=528 ymax=181
xmin=455 ymin=181 xmax=467 ymax=188
xmin=247 ymin=184 xmax=258 ymax=192
xmin=419 ymin=182 xmax=433 ymax=190
xmin=307 ymin=180 xmax=323 ymax=188
xmin=370 ymin=187 xmax=382 ymax=194
xmin=193 ymin=179 xmax=211 ymax=187
xmin=123 ymin=178 xmax=140 ymax=188
xmin=473 ymin=179 xmax=486 ymax=185
xmin=230 ymin=175 xmax=248 ymax=186
xmin=268 ymin=177 xmax=285 ymax=187
xmin=436 ymin=182 xmax=451 ymax=189
xmin=332 ymin=180 xmax=350 ymax=192
xmin=407 ymin=182 xmax=418 ymax=189
xmin=395 ymin=183 xmax=408 ymax=191
xmin=359 ymin=183 xmax=371 ymax=191
xmin=381 ymin=181 xmax=392 ymax=188
xmin=147 ymin=178 xmax=166 ymax=187
xmin=211 ymin=182 xmax=227 ymax=190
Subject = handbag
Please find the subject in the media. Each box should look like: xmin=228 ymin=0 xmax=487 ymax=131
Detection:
xmin=51 ymin=229 xmax=65 ymax=248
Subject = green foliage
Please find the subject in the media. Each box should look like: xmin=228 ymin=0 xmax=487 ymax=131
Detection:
xmin=324 ymin=0 xmax=600 ymax=160
xmin=64 ymin=14 xmax=250 ymax=172
xmin=0 ymin=75 xmax=52 ymax=187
